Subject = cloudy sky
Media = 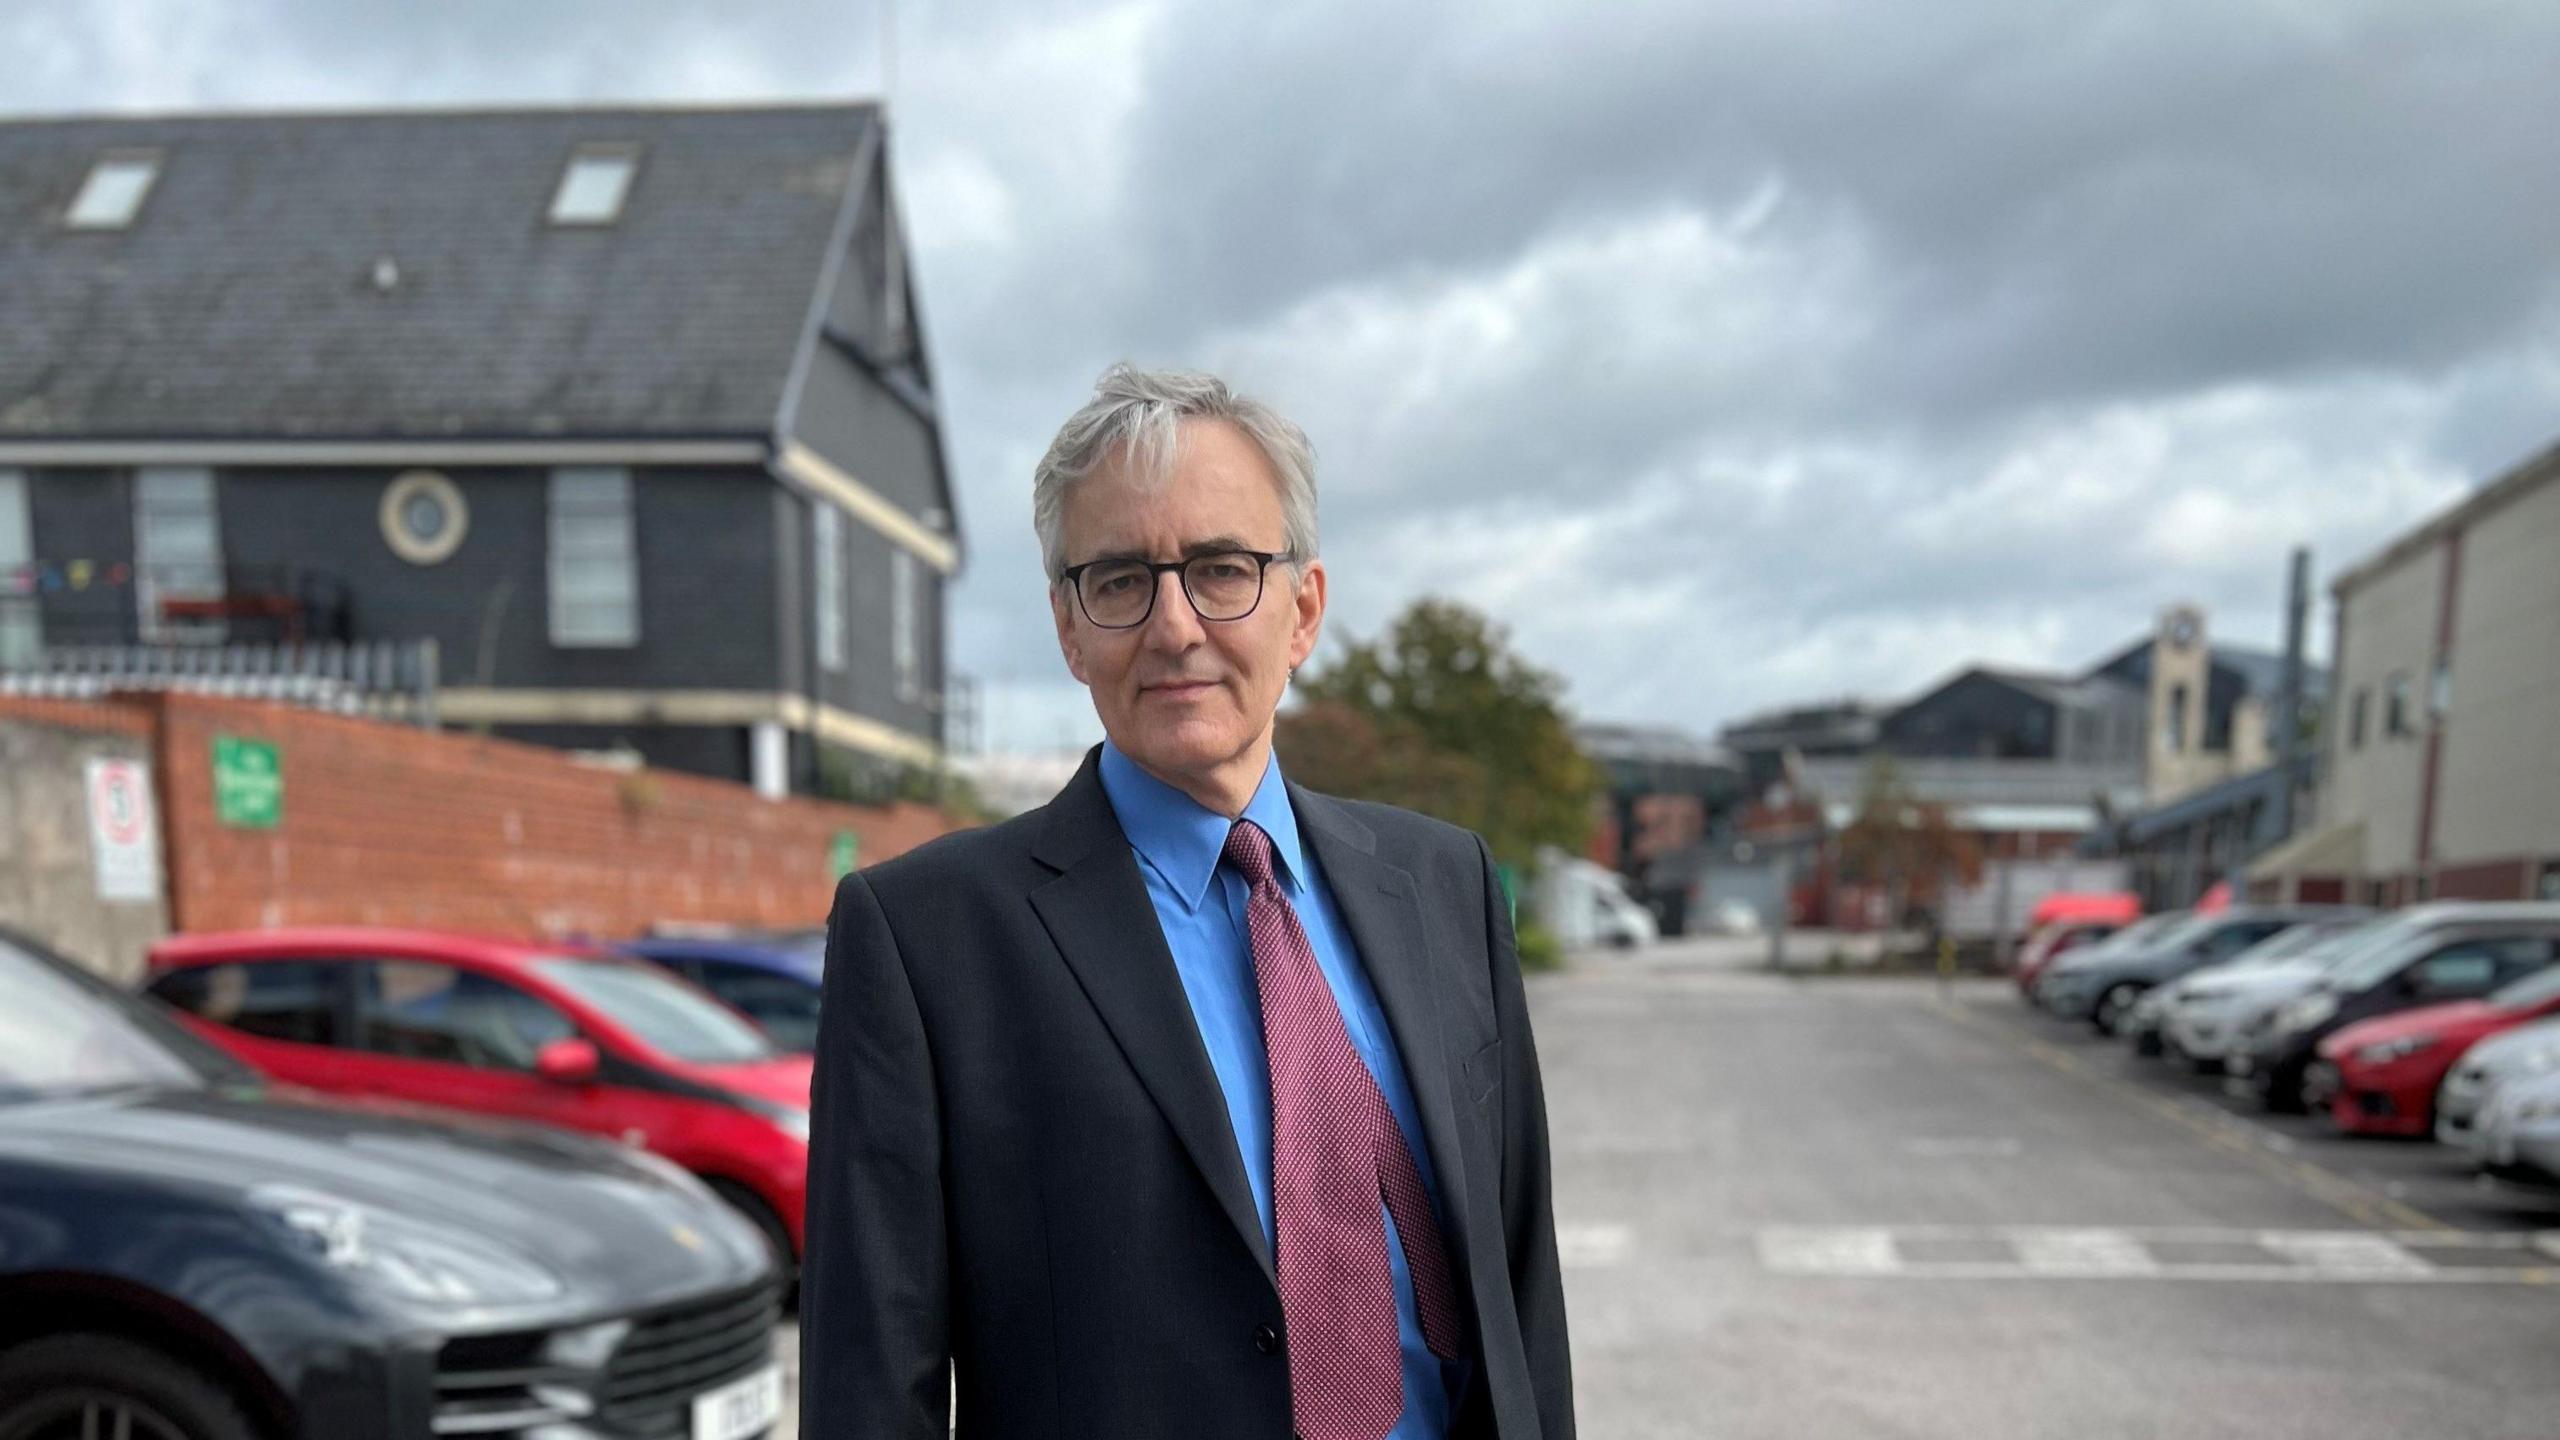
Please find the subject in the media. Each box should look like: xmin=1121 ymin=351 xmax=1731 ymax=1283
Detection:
xmin=15 ymin=1 xmax=2560 ymax=755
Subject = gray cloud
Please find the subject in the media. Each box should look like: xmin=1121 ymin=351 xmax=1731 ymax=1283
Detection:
xmin=11 ymin=0 xmax=2559 ymax=752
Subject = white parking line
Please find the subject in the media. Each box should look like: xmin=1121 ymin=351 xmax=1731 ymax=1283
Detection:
xmin=2255 ymin=1230 xmax=2433 ymax=1277
xmin=1557 ymin=1222 xmax=1636 ymax=1268
xmin=1756 ymin=1227 xmax=1899 ymax=1276
xmin=1754 ymin=1226 xmax=2560 ymax=1283
xmin=2013 ymin=1228 xmax=2160 ymax=1277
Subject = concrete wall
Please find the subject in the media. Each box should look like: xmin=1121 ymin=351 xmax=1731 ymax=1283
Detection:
xmin=2435 ymin=472 xmax=2560 ymax=876
xmin=0 ymin=699 xmax=170 ymax=980
xmin=2329 ymin=539 xmax=2447 ymax=880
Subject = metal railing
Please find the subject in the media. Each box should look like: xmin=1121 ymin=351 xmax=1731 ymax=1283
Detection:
xmin=0 ymin=638 xmax=440 ymax=726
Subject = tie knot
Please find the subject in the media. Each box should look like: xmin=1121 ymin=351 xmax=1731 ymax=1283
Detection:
xmin=1221 ymin=818 xmax=1279 ymax=889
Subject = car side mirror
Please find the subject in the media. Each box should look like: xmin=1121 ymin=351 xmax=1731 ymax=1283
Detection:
xmin=535 ymin=1037 xmax=601 ymax=1085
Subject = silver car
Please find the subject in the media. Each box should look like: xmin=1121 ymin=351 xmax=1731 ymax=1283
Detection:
xmin=2160 ymin=919 xmax=2396 ymax=1068
xmin=2128 ymin=917 xmax=2371 ymax=1057
xmin=2469 ymin=1065 xmax=2560 ymax=1183
xmin=2043 ymin=905 xmax=2362 ymax=1035
xmin=2438 ymin=1013 xmax=2560 ymax=1151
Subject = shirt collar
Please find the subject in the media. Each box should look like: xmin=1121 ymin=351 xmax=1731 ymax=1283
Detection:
xmin=1098 ymin=737 xmax=1309 ymax=913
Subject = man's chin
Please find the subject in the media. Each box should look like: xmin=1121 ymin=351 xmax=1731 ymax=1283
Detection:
xmin=1123 ymin=717 xmax=1245 ymax=773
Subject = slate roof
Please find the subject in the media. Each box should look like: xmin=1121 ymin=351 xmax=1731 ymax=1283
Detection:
xmin=0 ymin=103 xmax=879 ymax=441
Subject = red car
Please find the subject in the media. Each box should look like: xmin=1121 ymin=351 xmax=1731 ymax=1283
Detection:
xmin=143 ymin=926 xmax=814 ymax=1265
xmin=2013 ymin=916 xmax=2141 ymax=997
xmin=2314 ymin=964 xmax=2560 ymax=1137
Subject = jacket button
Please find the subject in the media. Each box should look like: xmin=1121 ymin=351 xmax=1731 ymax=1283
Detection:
xmin=1253 ymin=1324 xmax=1281 ymax=1354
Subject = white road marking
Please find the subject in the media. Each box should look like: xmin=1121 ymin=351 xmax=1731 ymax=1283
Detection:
xmin=1754 ymin=1226 xmax=2556 ymax=1283
xmin=2013 ymin=1228 xmax=2159 ymax=1276
xmin=1557 ymin=1222 xmax=1635 ymax=1268
xmin=2256 ymin=1231 xmax=2432 ymax=1277
xmin=1757 ymin=1227 xmax=1900 ymax=1275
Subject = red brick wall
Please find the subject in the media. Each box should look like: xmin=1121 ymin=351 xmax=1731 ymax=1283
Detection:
xmin=66 ymin=693 xmax=960 ymax=939
xmin=2431 ymin=858 xmax=2532 ymax=902
xmin=0 ymin=694 xmax=156 ymax=738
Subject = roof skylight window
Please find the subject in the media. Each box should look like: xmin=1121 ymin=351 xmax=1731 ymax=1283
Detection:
xmin=66 ymin=151 xmax=161 ymax=229
xmin=549 ymin=145 xmax=640 ymax=225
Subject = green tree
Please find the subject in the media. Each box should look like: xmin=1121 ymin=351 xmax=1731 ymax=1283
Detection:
xmin=1279 ymin=598 xmax=1601 ymax=870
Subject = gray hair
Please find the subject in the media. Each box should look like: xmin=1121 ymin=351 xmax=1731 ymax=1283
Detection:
xmin=1032 ymin=362 xmax=1320 ymax=583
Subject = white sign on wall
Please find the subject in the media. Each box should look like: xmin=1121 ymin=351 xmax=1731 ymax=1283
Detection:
xmin=86 ymin=757 xmax=160 ymax=902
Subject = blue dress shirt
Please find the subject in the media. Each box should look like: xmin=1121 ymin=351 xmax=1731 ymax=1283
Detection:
xmin=1098 ymin=739 xmax=1471 ymax=1437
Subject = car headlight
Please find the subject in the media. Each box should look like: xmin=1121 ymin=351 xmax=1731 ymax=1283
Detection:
xmin=251 ymin=1184 xmax=564 ymax=1306
xmin=2354 ymin=1035 xmax=2440 ymax=1066
xmin=771 ymin=1107 xmax=810 ymax=1142
xmin=2278 ymin=994 xmax=2338 ymax=1033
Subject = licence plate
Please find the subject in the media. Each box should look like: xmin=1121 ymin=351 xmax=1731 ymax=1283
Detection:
xmin=692 ymin=1365 xmax=783 ymax=1440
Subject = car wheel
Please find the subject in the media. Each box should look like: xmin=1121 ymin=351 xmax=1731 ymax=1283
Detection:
xmin=0 ymin=1334 xmax=263 ymax=1440
xmin=2094 ymin=983 xmax=2143 ymax=1035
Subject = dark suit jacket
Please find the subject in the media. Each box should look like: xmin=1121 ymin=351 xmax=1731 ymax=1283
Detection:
xmin=799 ymin=745 xmax=1574 ymax=1440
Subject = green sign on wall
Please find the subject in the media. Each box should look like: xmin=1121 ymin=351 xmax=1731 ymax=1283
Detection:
xmin=212 ymin=735 xmax=283 ymax=829
xmin=830 ymin=829 xmax=860 ymax=877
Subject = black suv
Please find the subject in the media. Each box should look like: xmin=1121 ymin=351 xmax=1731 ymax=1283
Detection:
xmin=0 ymin=928 xmax=787 ymax=1440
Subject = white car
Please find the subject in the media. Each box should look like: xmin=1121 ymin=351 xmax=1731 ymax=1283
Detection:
xmin=2158 ymin=920 xmax=2389 ymax=1068
xmin=2470 ymin=1066 xmax=2560 ymax=1183
xmin=2438 ymin=1014 xmax=2560 ymax=1152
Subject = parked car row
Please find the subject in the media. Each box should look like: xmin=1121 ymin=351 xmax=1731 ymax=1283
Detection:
xmin=0 ymin=920 xmax=832 ymax=1440
xmin=0 ymin=922 xmax=793 ymax=1434
xmin=2020 ymin=902 xmax=2560 ymax=1188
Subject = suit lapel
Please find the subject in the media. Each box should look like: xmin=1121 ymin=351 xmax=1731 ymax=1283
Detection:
xmin=1289 ymin=783 xmax=1484 ymax=1312
xmin=1029 ymin=749 xmax=1278 ymax=1293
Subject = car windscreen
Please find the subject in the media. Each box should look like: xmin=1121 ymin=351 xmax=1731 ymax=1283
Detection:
xmin=531 ymin=957 xmax=777 ymax=1065
xmin=2074 ymin=912 xmax=2183 ymax=960
xmin=2121 ymin=913 xmax=2219 ymax=956
xmin=2323 ymin=918 xmax=2459 ymax=991
xmin=2488 ymin=960 xmax=2560 ymax=1012
xmin=0 ymin=935 xmax=225 ymax=1101
xmin=2227 ymin=918 xmax=2359 ymax=967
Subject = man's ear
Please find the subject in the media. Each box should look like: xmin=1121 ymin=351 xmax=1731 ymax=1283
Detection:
xmin=1287 ymin=558 xmax=1327 ymax=671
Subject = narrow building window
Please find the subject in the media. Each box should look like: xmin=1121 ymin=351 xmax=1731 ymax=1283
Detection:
xmin=134 ymin=467 xmax=224 ymax=643
xmin=548 ymin=468 xmax=638 ymax=647
xmin=2386 ymin=671 xmax=2411 ymax=738
xmin=2164 ymin=683 xmax=2188 ymax=753
xmin=893 ymin=548 xmax=920 ymax=699
xmin=0 ymin=470 xmax=36 ymax=665
xmin=814 ymin=503 xmax=845 ymax=672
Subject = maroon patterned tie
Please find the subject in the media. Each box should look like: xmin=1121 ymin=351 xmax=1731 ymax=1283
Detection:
xmin=1223 ymin=819 xmax=1462 ymax=1440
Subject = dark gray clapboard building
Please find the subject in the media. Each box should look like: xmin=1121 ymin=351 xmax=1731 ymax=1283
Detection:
xmin=0 ymin=103 xmax=962 ymax=799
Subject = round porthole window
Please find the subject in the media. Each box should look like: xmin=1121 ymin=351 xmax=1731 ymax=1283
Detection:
xmin=380 ymin=470 xmax=468 ymax=564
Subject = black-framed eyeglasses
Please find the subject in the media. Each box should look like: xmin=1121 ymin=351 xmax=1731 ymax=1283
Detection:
xmin=1058 ymin=550 xmax=1295 ymax=630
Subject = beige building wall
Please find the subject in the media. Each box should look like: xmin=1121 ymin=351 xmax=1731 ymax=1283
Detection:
xmin=2143 ymin=604 xmax=2279 ymax=804
xmin=2433 ymin=472 xmax=2560 ymax=877
xmin=2145 ymin=604 xmax=2215 ymax=802
xmin=2326 ymin=541 xmax=2444 ymax=881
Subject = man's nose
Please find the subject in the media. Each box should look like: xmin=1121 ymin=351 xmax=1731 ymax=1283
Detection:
xmin=1142 ymin=567 xmax=1205 ymax=648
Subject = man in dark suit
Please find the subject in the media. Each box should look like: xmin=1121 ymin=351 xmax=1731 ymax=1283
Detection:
xmin=801 ymin=364 xmax=1574 ymax=1440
